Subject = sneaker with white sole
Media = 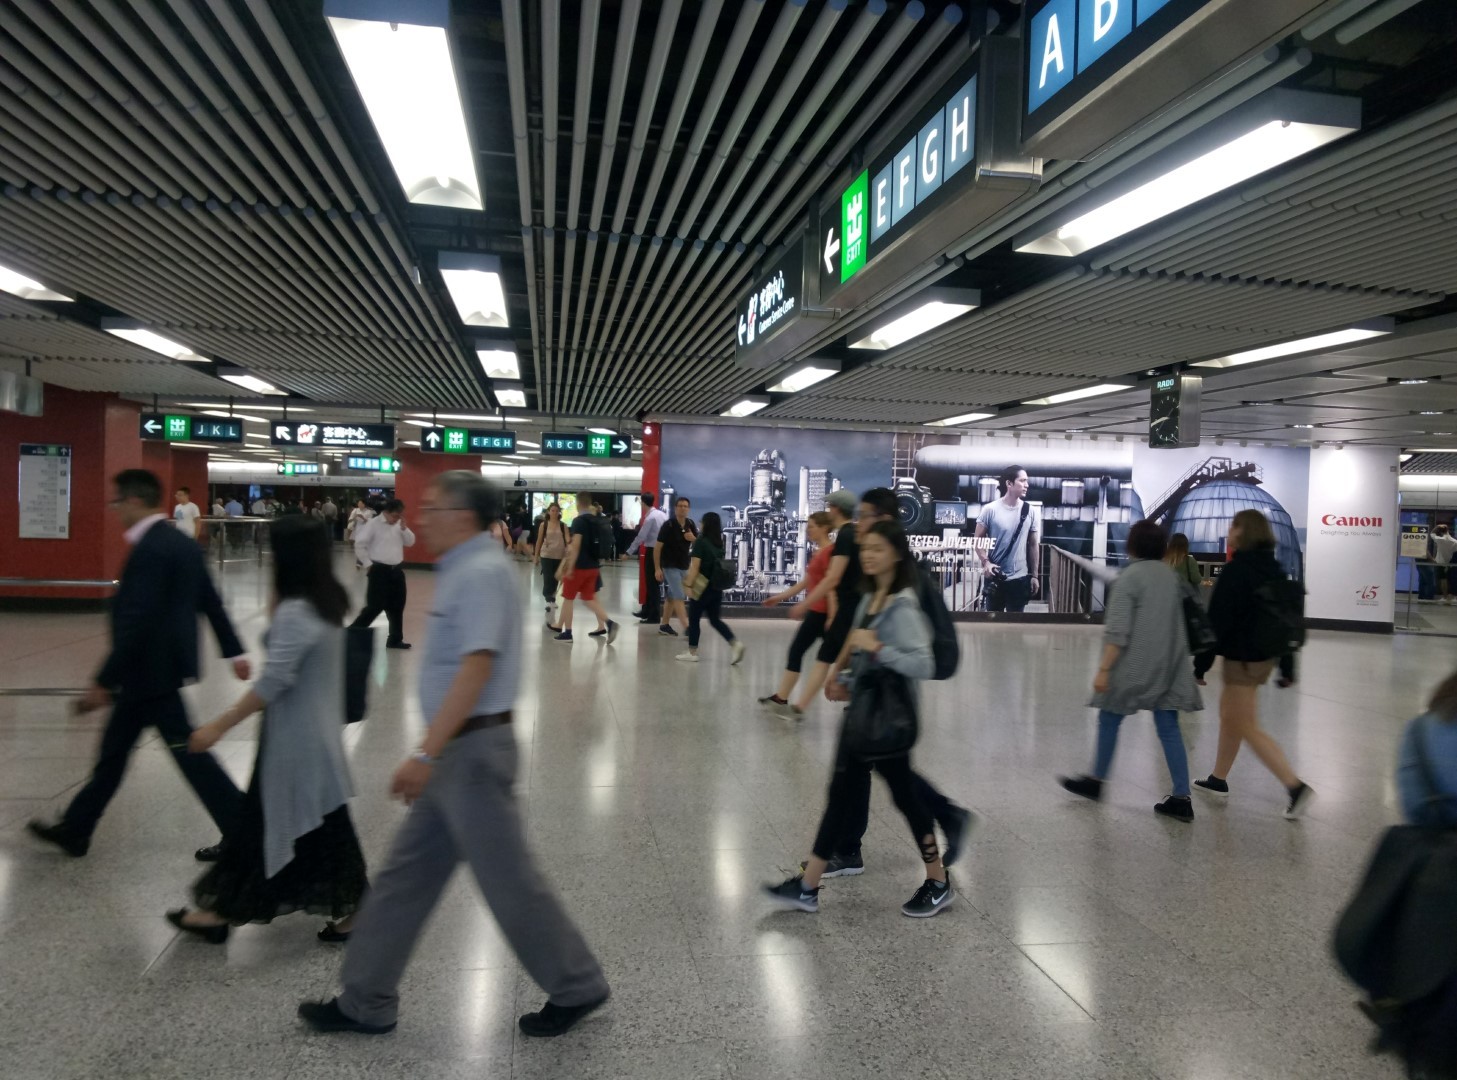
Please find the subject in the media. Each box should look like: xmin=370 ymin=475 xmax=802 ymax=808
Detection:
xmin=675 ymin=651 xmax=699 ymax=663
xmin=1193 ymin=775 xmax=1230 ymax=798
xmin=901 ymin=877 xmax=955 ymax=918
xmin=730 ymin=640 xmax=745 ymax=666
xmin=764 ymin=875 xmax=819 ymax=913
xmin=799 ymin=852 xmax=864 ymax=878
xmin=1284 ymin=782 xmax=1316 ymax=819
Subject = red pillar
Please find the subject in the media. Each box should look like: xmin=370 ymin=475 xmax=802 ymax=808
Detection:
xmin=0 ymin=388 xmax=144 ymax=599
xmin=636 ymin=422 xmax=663 ymax=605
xmin=392 ymin=447 xmax=482 ymax=566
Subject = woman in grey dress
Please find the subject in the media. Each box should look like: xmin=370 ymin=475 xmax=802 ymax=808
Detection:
xmin=1059 ymin=520 xmax=1203 ymax=822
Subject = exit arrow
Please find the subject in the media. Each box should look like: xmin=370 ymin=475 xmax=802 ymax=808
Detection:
xmin=143 ymin=419 xmax=161 ymax=434
xmin=424 ymin=430 xmax=442 ymax=448
xmin=823 ymin=226 xmax=839 ymax=274
xmin=612 ymin=439 xmax=629 ymax=455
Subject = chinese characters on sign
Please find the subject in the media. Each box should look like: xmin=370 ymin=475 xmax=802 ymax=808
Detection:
xmin=19 ymin=443 xmax=71 ymax=539
xmin=271 ymin=422 xmax=395 ymax=450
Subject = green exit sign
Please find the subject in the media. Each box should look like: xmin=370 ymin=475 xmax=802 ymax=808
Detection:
xmin=840 ymin=170 xmax=868 ymax=283
xmin=165 ymin=415 xmax=191 ymax=441
xmin=443 ymin=428 xmax=469 ymax=453
xmin=588 ymin=434 xmax=611 ymax=458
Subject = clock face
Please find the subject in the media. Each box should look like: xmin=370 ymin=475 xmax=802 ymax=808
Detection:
xmin=1148 ymin=383 xmax=1181 ymax=448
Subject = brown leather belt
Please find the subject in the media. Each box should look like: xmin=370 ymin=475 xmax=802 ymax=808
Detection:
xmin=455 ymin=711 xmax=512 ymax=738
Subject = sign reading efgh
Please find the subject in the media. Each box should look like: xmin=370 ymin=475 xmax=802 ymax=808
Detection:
xmin=419 ymin=428 xmax=516 ymax=455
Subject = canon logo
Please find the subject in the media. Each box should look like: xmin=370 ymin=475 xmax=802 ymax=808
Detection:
xmin=1322 ymin=514 xmax=1383 ymax=527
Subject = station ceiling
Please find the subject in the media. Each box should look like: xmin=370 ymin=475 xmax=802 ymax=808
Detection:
xmin=1 ymin=0 xmax=1457 ymax=453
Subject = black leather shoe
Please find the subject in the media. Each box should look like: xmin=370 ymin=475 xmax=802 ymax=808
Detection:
xmin=385 ymin=641 xmax=412 ymax=650
xmin=317 ymin=923 xmax=351 ymax=943
xmin=195 ymin=843 xmax=224 ymax=863
xmin=298 ymin=998 xmax=396 ymax=1035
xmin=518 ymin=994 xmax=609 ymax=1037
xmin=166 ymin=908 xmax=229 ymax=944
xmin=26 ymin=820 xmax=89 ymax=857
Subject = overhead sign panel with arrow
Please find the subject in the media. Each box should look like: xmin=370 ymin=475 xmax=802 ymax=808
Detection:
xmin=139 ymin=413 xmax=243 ymax=444
xmin=545 ymin=432 xmax=632 ymax=459
xmin=733 ymin=233 xmax=819 ymax=370
xmin=418 ymin=428 xmax=516 ymax=454
xmin=271 ymin=422 xmax=394 ymax=450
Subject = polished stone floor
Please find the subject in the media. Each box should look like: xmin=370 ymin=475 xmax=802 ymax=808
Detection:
xmin=0 ymin=554 xmax=1425 ymax=1079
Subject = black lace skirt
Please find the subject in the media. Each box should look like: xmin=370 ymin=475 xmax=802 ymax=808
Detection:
xmin=193 ymin=754 xmax=368 ymax=926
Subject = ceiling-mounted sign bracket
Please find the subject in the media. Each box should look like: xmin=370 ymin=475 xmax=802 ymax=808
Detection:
xmin=1020 ymin=0 xmax=1332 ymax=162
xmin=814 ymin=36 xmax=1041 ymax=314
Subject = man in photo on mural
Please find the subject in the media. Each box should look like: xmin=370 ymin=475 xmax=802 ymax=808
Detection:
xmin=974 ymin=465 xmax=1042 ymax=613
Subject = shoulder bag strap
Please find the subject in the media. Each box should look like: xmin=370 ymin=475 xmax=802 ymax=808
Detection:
xmin=990 ymin=501 xmax=1032 ymax=569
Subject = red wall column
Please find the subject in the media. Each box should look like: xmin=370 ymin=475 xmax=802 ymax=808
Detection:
xmin=0 ymin=388 xmax=143 ymax=599
xmin=636 ymin=422 xmax=662 ymax=605
xmin=392 ymin=447 xmax=482 ymax=566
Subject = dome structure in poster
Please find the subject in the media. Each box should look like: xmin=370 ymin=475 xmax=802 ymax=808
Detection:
xmin=1167 ymin=479 xmax=1302 ymax=577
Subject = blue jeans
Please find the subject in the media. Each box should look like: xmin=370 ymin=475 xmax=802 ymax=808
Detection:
xmin=1093 ymin=709 xmax=1191 ymax=797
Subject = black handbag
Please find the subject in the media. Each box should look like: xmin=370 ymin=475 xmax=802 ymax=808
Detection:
xmin=1182 ymin=582 xmax=1218 ymax=654
xmin=344 ymin=625 xmax=375 ymax=723
xmin=842 ymin=665 xmax=919 ymax=758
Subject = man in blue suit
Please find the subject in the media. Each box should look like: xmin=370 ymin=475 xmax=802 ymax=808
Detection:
xmin=28 ymin=470 xmax=251 ymax=858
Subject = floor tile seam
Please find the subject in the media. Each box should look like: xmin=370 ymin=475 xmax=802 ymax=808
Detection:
xmin=0 ymin=632 xmax=113 ymax=670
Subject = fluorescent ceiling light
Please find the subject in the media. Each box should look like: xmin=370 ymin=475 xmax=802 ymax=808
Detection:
xmin=406 ymin=412 xmax=498 ymax=423
xmin=182 ymin=403 xmax=310 ymax=412
xmin=104 ymin=326 xmax=209 ymax=363
xmin=201 ymin=409 xmax=268 ymax=423
xmin=502 ymin=414 xmax=534 ymax=423
xmin=849 ymin=298 xmax=979 ymax=351
xmin=401 ymin=419 xmax=436 ymax=428
xmin=587 ymin=427 xmax=616 ymax=435
xmin=218 ymin=373 xmax=285 ymax=395
xmin=1192 ymin=321 xmax=1393 ymax=368
xmin=493 ymin=381 xmax=527 ymax=409
xmin=439 ymin=252 xmax=508 ymax=327
xmin=1015 ymin=90 xmax=1360 ymax=258
xmin=927 ymin=412 xmax=994 ymax=427
xmin=1400 ymin=454 xmax=1414 ymax=462
xmin=403 ymin=440 xmax=420 ymax=447
xmin=767 ymin=361 xmax=841 ymax=393
xmin=168 ymin=442 xmax=220 ymax=450
xmin=1401 ymin=379 xmax=1430 ymax=386
xmin=516 ymin=440 xmax=540 ymax=448
xmin=0 ymin=263 xmax=72 ymax=301
xmin=477 ymin=349 xmax=519 ymax=380
xmin=1022 ymin=384 xmax=1130 ymax=406
xmin=722 ymin=396 xmax=770 ymax=417
xmin=325 ymin=2 xmax=481 ymax=211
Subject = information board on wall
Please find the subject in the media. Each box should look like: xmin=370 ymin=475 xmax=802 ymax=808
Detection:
xmin=1400 ymin=523 xmax=1429 ymax=559
xmin=19 ymin=443 xmax=71 ymax=539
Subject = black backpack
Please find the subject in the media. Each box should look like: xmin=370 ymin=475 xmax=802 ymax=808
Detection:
xmin=583 ymin=513 xmax=613 ymax=561
xmin=915 ymin=559 xmax=959 ymax=681
xmin=1250 ymin=575 xmax=1306 ymax=659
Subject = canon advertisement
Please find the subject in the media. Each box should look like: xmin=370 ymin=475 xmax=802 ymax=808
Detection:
xmin=660 ymin=424 xmax=1399 ymax=624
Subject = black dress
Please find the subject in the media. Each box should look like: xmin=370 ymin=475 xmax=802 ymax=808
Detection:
xmin=192 ymin=734 xmax=368 ymax=925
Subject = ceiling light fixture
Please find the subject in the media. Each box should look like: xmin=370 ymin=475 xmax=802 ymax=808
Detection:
xmin=587 ymin=427 xmax=617 ymax=435
xmin=1401 ymin=379 xmax=1431 ymax=386
xmin=218 ymin=373 xmax=285 ymax=395
xmin=101 ymin=322 xmax=210 ymax=363
xmin=1422 ymin=411 xmax=1445 ymax=416
xmin=182 ymin=403 xmax=310 ymax=413
xmin=721 ymin=396 xmax=771 ymax=418
xmin=493 ymin=381 xmax=527 ymax=409
xmin=1192 ymin=319 xmax=1394 ymax=369
xmin=927 ymin=412 xmax=994 ymax=427
xmin=439 ymin=252 xmax=508 ymax=327
xmin=1022 ymin=383 xmax=1130 ymax=406
xmin=766 ymin=361 xmax=841 ymax=393
xmin=0 ymin=263 xmax=72 ymax=301
xmin=476 ymin=348 xmax=519 ymax=381
xmin=1015 ymin=89 xmax=1360 ymax=258
xmin=515 ymin=440 xmax=540 ymax=448
xmin=325 ymin=0 xmax=482 ymax=210
xmin=1292 ymin=424 xmax=1315 ymax=429
xmin=847 ymin=289 xmax=981 ymax=350
xmin=200 ymin=409 xmax=268 ymax=423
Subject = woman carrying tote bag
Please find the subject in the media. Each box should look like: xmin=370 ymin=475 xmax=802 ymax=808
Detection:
xmin=763 ymin=520 xmax=953 ymax=918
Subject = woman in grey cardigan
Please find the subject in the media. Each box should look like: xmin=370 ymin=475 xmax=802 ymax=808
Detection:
xmin=167 ymin=517 xmax=367 ymax=943
xmin=1059 ymin=520 xmax=1203 ymax=822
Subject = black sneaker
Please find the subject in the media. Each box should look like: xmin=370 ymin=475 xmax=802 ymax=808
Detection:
xmin=1284 ymin=782 xmax=1316 ymax=820
xmin=902 ymin=877 xmax=955 ymax=918
xmin=518 ymin=994 xmax=609 ymax=1038
xmin=1154 ymin=796 xmax=1195 ymax=822
xmin=658 ymin=625 xmax=678 ymax=637
xmin=554 ymin=630 xmax=573 ymax=643
xmin=194 ymin=843 xmax=225 ymax=862
xmin=939 ymin=805 xmax=975 ymax=868
xmin=764 ymin=875 xmax=820 ymax=913
xmin=1059 ymin=775 xmax=1104 ymax=802
xmin=26 ymin=820 xmax=88 ymax=857
xmin=1193 ymin=775 xmax=1230 ymax=798
xmin=799 ymin=853 xmax=865 ymax=879
xmin=297 ymin=998 xmax=396 ymax=1035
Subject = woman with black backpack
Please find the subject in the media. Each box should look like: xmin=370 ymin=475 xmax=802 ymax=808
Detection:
xmin=677 ymin=512 xmax=744 ymax=665
xmin=1192 ymin=509 xmax=1315 ymax=818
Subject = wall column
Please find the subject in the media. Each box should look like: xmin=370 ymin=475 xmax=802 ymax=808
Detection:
xmin=393 ymin=448 xmax=482 ymax=567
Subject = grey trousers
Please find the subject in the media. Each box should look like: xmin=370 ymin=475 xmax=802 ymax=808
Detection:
xmin=338 ymin=726 xmax=608 ymax=1026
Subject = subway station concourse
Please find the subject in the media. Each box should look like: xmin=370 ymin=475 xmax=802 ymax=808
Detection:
xmin=3 ymin=2 xmax=1457 ymax=1078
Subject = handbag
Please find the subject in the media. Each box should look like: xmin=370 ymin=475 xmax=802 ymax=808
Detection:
xmin=344 ymin=625 xmax=375 ymax=723
xmin=1181 ymin=582 xmax=1218 ymax=654
xmin=842 ymin=665 xmax=919 ymax=758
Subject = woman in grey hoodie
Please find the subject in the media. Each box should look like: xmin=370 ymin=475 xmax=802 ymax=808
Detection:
xmin=764 ymin=520 xmax=953 ymax=919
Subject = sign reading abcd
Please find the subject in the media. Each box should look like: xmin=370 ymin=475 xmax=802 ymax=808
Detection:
xmin=276 ymin=462 xmax=321 ymax=476
xmin=271 ymin=422 xmax=395 ymax=450
xmin=545 ymin=432 xmax=632 ymax=459
xmin=139 ymin=413 xmax=244 ymax=444
xmin=419 ymin=428 xmax=516 ymax=454
xmin=346 ymin=456 xmax=400 ymax=473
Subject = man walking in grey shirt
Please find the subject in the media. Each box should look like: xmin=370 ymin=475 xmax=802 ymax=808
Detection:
xmin=299 ymin=471 xmax=610 ymax=1039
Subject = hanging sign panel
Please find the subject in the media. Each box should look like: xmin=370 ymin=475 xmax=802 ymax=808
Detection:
xmin=816 ymin=38 xmax=1040 ymax=311
xmin=18 ymin=443 xmax=71 ymax=539
xmin=419 ymin=428 xmax=516 ymax=454
xmin=271 ymin=422 xmax=395 ymax=450
xmin=277 ymin=462 xmax=322 ymax=476
xmin=346 ymin=456 xmax=400 ymax=473
xmin=733 ymin=236 xmax=814 ymax=369
xmin=1021 ymin=0 xmax=1330 ymax=161
xmin=139 ymin=413 xmax=243 ymax=444
xmin=545 ymin=432 xmax=632 ymax=459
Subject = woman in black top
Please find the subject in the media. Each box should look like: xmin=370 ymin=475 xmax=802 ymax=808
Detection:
xmin=1192 ymin=509 xmax=1314 ymax=818
xmin=677 ymin=512 xmax=744 ymax=665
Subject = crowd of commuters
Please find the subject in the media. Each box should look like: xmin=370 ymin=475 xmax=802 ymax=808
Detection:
xmin=30 ymin=464 xmax=1429 ymax=1046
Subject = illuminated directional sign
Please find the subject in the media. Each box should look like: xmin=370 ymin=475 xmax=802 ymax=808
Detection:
xmin=346 ymin=456 xmax=400 ymax=472
xmin=139 ymin=413 xmax=243 ymax=444
xmin=276 ymin=462 xmax=321 ymax=476
xmin=271 ymin=422 xmax=395 ymax=450
xmin=544 ymin=432 xmax=632 ymax=459
xmin=419 ymin=428 xmax=516 ymax=454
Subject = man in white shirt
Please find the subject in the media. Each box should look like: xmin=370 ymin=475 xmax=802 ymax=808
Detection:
xmin=351 ymin=499 xmax=417 ymax=649
xmin=172 ymin=487 xmax=202 ymax=540
xmin=251 ymin=496 xmax=268 ymax=516
xmin=321 ymin=497 xmax=339 ymax=540
xmin=974 ymin=465 xmax=1042 ymax=613
xmin=1431 ymin=524 xmax=1457 ymax=604
xmin=624 ymin=493 xmax=669 ymax=624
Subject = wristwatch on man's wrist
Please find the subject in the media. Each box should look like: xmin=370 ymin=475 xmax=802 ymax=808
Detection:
xmin=411 ymin=750 xmax=436 ymax=766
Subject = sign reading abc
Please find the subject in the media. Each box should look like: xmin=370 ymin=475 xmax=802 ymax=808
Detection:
xmin=271 ymin=421 xmax=395 ymax=450
xmin=1022 ymin=0 xmax=1329 ymax=160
